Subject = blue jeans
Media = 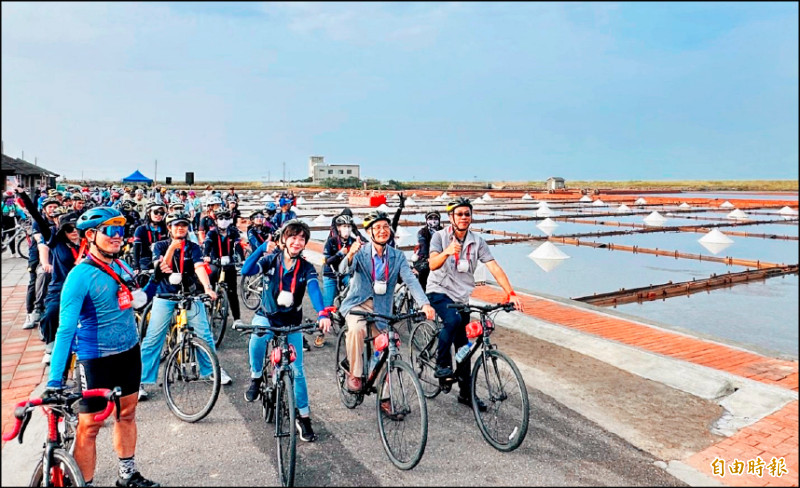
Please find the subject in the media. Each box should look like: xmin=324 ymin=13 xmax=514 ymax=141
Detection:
xmin=249 ymin=314 xmax=310 ymax=416
xmin=140 ymin=296 xmax=217 ymax=385
xmin=322 ymin=274 xmax=349 ymax=308
xmin=427 ymin=292 xmax=472 ymax=395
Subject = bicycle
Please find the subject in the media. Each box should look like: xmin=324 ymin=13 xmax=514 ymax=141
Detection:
xmin=311 ymin=273 xmax=350 ymax=348
xmin=233 ymin=319 xmax=319 ymax=487
xmin=156 ymin=292 xmax=221 ymax=423
xmin=120 ymin=237 xmax=136 ymax=269
xmin=334 ymin=309 xmax=429 ymax=470
xmin=1 ymin=218 xmax=32 ymax=259
xmin=206 ymin=258 xmax=231 ymax=348
xmin=239 ymin=272 xmax=263 ymax=311
xmin=3 ymin=387 xmax=122 ymax=487
xmin=409 ymin=301 xmax=529 ymax=452
xmin=391 ymin=278 xmax=417 ymax=336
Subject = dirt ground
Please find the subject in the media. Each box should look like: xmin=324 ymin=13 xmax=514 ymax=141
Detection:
xmin=491 ymin=326 xmax=726 ymax=461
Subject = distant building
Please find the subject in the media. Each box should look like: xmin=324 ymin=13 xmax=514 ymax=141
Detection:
xmin=309 ymin=156 xmax=360 ymax=183
xmin=546 ymin=176 xmax=566 ymax=191
xmin=2 ymin=154 xmax=59 ymax=192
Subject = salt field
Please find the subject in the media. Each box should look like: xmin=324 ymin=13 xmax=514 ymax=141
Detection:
xmin=240 ymin=189 xmax=799 ymax=358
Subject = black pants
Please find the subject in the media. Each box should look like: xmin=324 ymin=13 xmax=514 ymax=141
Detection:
xmin=41 ymin=292 xmax=60 ymax=344
xmin=26 ymin=261 xmax=37 ymax=314
xmin=427 ymin=292 xmax=472 ymax=396
xmin=209 ymin=264 xmax=240 ymax=320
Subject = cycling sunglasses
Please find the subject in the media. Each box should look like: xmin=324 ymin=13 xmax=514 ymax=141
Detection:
xmin=62 ymin=224 xmax=78 ymax=234
xmin=151 ymin=209 xmax=166 ymax=216
xmin=97 ymin=225 xmax=125 ymax=238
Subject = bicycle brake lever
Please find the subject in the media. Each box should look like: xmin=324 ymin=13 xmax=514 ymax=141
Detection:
xmin=18 ymin=410 xmax=32 ymax=444
xmin=112 ymin=387 xmax=122 ymax=421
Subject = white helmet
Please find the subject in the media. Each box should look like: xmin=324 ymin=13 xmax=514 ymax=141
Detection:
xmin=205 ymin=195 xmax=223 ymax=207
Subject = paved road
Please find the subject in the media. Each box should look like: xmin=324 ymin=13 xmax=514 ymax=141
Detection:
xmin=71 ymin=297 xmax=683 ymax=487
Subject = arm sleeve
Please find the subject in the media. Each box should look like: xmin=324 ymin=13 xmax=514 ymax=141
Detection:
xmin=202 ymin=232 xmax=213 ymax=257
xmin=48 ymin=272 xmax=87 ymax=387
xmin=307 ymin=275 xmax=325 ymax=313
xmin=247 ymin=230 xmax=259 ymax=250
xmin=241 ymin=240 xmax=268 ymax=276
xmin=20 ymin=191 xmax=51 ymax=241
xmin=391 ymin=207 xmax=402 ymax=231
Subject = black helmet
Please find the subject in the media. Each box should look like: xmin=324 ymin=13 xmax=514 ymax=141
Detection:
xmin=41 ymin=197 xmax=60 ymax=208
xmin=362 ymin=210 xmax=390 ymax=229
xmin=445 ymin=197 xmax=472 ymax=213
xmin=425 ymin=210 xmax=441 ymax=220
xmin=146 ymin=202 xmax=166 ymax=213
xmin=215 ymin=209 xmax=231 ymax=220
xmin=71 ymin=193 xmax=85 ymax=201
xmin=281 ymin=219 xmax=310 ymax=242
xmin=165 ymin=211 xmax=191 ymax=227
xmin=120 ymin=200 xmax=134 ymax=211
xmin=334 ymin=214 xmax=353 ymax=226
xmin=249 ymin=210 xmax=265 ymax=220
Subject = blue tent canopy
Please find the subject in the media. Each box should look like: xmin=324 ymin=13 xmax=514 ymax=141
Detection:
xmin=122 ymin=169 xmax=153 ymax=184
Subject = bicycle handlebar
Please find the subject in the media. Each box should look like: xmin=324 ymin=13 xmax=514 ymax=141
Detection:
xmin=350 ymin=309 xmax=428 ymax=325
xmin=2 ymin=387 xmax=122 ymax=443
xmin=156 ymin=293 xmax=212 ymax=303
xmin=232 ymin=319 xmax=319 ymax=335
xmin=447 ymin=302 xmax=517 ymax=314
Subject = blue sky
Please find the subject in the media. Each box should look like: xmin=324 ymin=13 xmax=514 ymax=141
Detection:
xmin=2 ymin=2 xmax=797 ymax=183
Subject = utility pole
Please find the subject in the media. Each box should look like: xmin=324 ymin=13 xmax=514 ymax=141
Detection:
xmin=154 ymin=159 xmax=158 ymax=185
xmin=267 ymin=170 xmax=270 ymax=183
xmin=282 ymin=162 xmax=286 ymax=187
xmin=22 ymin=150 xmax=24 ymax=160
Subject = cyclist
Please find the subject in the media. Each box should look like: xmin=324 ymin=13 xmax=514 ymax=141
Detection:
xmin=225 ymin=186 xmax=239 ymax=205
xmin=202 ymin=209 xmax=244 ymax=329
xmin=263 ymin=202 xmax=279 ymax=235
xmin=107 ymin=190 xmax=122 ymax=208
xmin=40 ymin=211 xmax=86 ymax=364
xmin=132 ymin=189 xmax=149 ymax=215
xmin=198 ymin=195 xmax=222 ymax=242
xmin=271 ymin=196 xmax=296 ymax=228
xmin=225 ymin=195 xmax=241 ymax=227
xmin=132 ymin=203 xmax=168 ymax=273
xmin=71 ymin=192 xmax=88 ymax=216
xmin=119 ymin=200 xmax=142 ymax=240
xmin=22 ymin=196 xmax=60 ymax=330
xmin=139 ymin=211 xmax=231 ymax=401
xmin=2 ymin=190 xmax=27 ymax=258
xmin=329 ymin=208 xmax=367 ymax=244
xmin=46 ymin=207 xmax=160 ymax=487
xmin=338 ymin=210 xmax=435 ymax=394
xmin=317 ymin=214 xmax=358 ymax=347
xmin=412 ymin=210 xmax=443 ymax=291
xmin=246 ymin=210 xmax=272 ymax=250
xmin=426 ymin=197 xmax=524 ymax=410
xmin=240 ymin=219 xmax=332 ymax=442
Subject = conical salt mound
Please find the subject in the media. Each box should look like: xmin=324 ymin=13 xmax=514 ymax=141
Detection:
xmin=521 ymin=193 xmax=533 ymax=200
xmin=537 ymin=201 xmax=550 ymax=209
xmin=376 ymin=204 xmax=391 ymax=212
xmin=720 ymin=201 xmax=735 ymax=209
xmin=591 ymin=199 xmax=605 ymax=206
xmin=405 ymin=198 xmax=417 ymax=206
xmin=679 ymin=202 xmax=691 ymax=209
xmin=536 ymin=207 xmax=553 ymax=218
xmin=482 ymin=193 xmax=492 ymax=201
xmin=727 ymin=209 xmax=748 ymax=220
xmin=634 ymin=198 xmax=647 ymax=205
xmin=411 ymin=193 xmax=418 ymax=198
xmin=312 ymin=193 xmax=320 ymax=199
xmin=313 ymin=214 xmax=329 ymax=225
xmin=579 ymin=195 xmax=592 ymax=202
xmin=336 ymin=193 xmax=346 ymax=201
xmin=473 ymin=197 xmax=485 ymax=204
xmin=389 ymin=194 xmax=399 ymax=200
xmin=441 ymin=192 xmax=449 ymax=199
xmin=536 ymin=218 xmax=558 ymax=236
xmin=528 ymin=242 xmax=570 ymax=272
xmin=699 ymin=229 xmax=734 ymax=245
xmin=296 ymin=197 xmax=307 ymax=205
xmin=643 ymin=211 xmax=666 ymax=226
xmin=779 ymin=206 xmax=797 ymax=215
xmin=247 ymin=190 xmax=254 ymax=195
xmin=433 ymin=195 xmax=443 ymax=202
xmin=395 ymin=226 xmax=410 ymax=237
xmin=260 ymin=195 xmax=272 ymax=202
xmin=616 ymin=204 xmax=631 ymax=213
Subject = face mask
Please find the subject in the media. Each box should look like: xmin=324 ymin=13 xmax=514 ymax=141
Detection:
xmin=169 ymin=273 xmax=182 ymax=285
xmin=220 ymin=256 xmax=231 ymax=266
xmin=427 ymin=219 xmax=440 ymax=228
xmin=217 ymin=219 xmax=232 ymax=229
xmin=131 ymin=289 xmax=147 ymax=309
xmin=373 ymin=280 xmax=388 ymax=295
xmin=338 ymin=226 xmax=351 ymax=238
xmin=277 ymin=290 xmax=294 ymax=307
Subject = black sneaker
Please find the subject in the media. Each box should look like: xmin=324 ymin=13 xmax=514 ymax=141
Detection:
xmin=457 ymin=394 xmax=488 ymax=412
xmin=434 ymin=365 xmax=453 ymax=378
xmin=244 ymin=377 xmax=262 ymax=402
xmin=302 ymin=336 xmax=311 ymax=352
xmin=115 ymin=472 xmax=160 ymax=487
xmin=295 ymin=416 xmax=317 ymax=442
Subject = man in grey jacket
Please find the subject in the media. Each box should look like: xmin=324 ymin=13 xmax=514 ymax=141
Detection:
xmin=338 ymin=210 xmax=435 ymax=392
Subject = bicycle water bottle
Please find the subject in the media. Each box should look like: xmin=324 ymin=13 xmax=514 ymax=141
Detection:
xmin=455 ymin=341 xmax=473 ymax=364
xmin=369 ymin=350 xmax=380 ymax=374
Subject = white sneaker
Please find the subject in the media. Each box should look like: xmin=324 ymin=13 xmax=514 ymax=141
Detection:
xmin=22 ymin=313 xmax=36 ymax=330
xmin=220 ymin=368 xmax=233 ymax=385
xmin=42 ymin=352 xmax=51 ymax=364
xmin=232 ymin=319 xmax=244 ymax=330
xmin=138 ymin=385 xmax=149 ymax=401
xmin=30 ymin=311 xmax=41 ymax=323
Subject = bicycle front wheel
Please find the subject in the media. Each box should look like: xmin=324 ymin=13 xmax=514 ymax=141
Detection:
xmin=29 ymin=448 xmax=85 ymax=487
xmin=275 ymin=372 xmax=297 ymax=487
xmin=239 ymin=274 xmax=262 ymax=311
xmin=16 ymin=233 xmax=30 ymax=260
xmin=376 ymin=359 xmax=428 ymax=470
xmin=210 ymin=288 xmax=229 ymax=348
xmin=471 ymin=349 xmax=529 ymax=452
xmin=409 ymin=320 xmax=441 ymax=399
xmin=335 ymin=326 xmax=361 ymax=409
xmin=163 ymin=337 xmax=221 ymax=423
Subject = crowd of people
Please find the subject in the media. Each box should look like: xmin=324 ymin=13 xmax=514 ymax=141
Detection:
xmin=4 ymin=183 xmax=522 ymax=487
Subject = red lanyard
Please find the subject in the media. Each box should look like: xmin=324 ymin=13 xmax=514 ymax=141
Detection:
xmin=217 ymin=233 xmax=230 ymax=257
xmin=371 ymin=250 xmax=390 ymax=282
xmin=336 ymin=237 xmax=350 ymax=253
xmin=449 ymin=227 xmax=471 ymax=266
xmin=278 ymin=256 xmax=301 ymax=295
xmin=69 ymin=243 xmax=80 ymax=261
xmin=77 ymin=239 xmax=88 ymax=260
xmin=87 ymin=254 xmax=133 ymax=287
xmin=171 ymin=242 xmax=186 ymax=274
xmin=147 ymin=228 xmax=162 ymax=245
